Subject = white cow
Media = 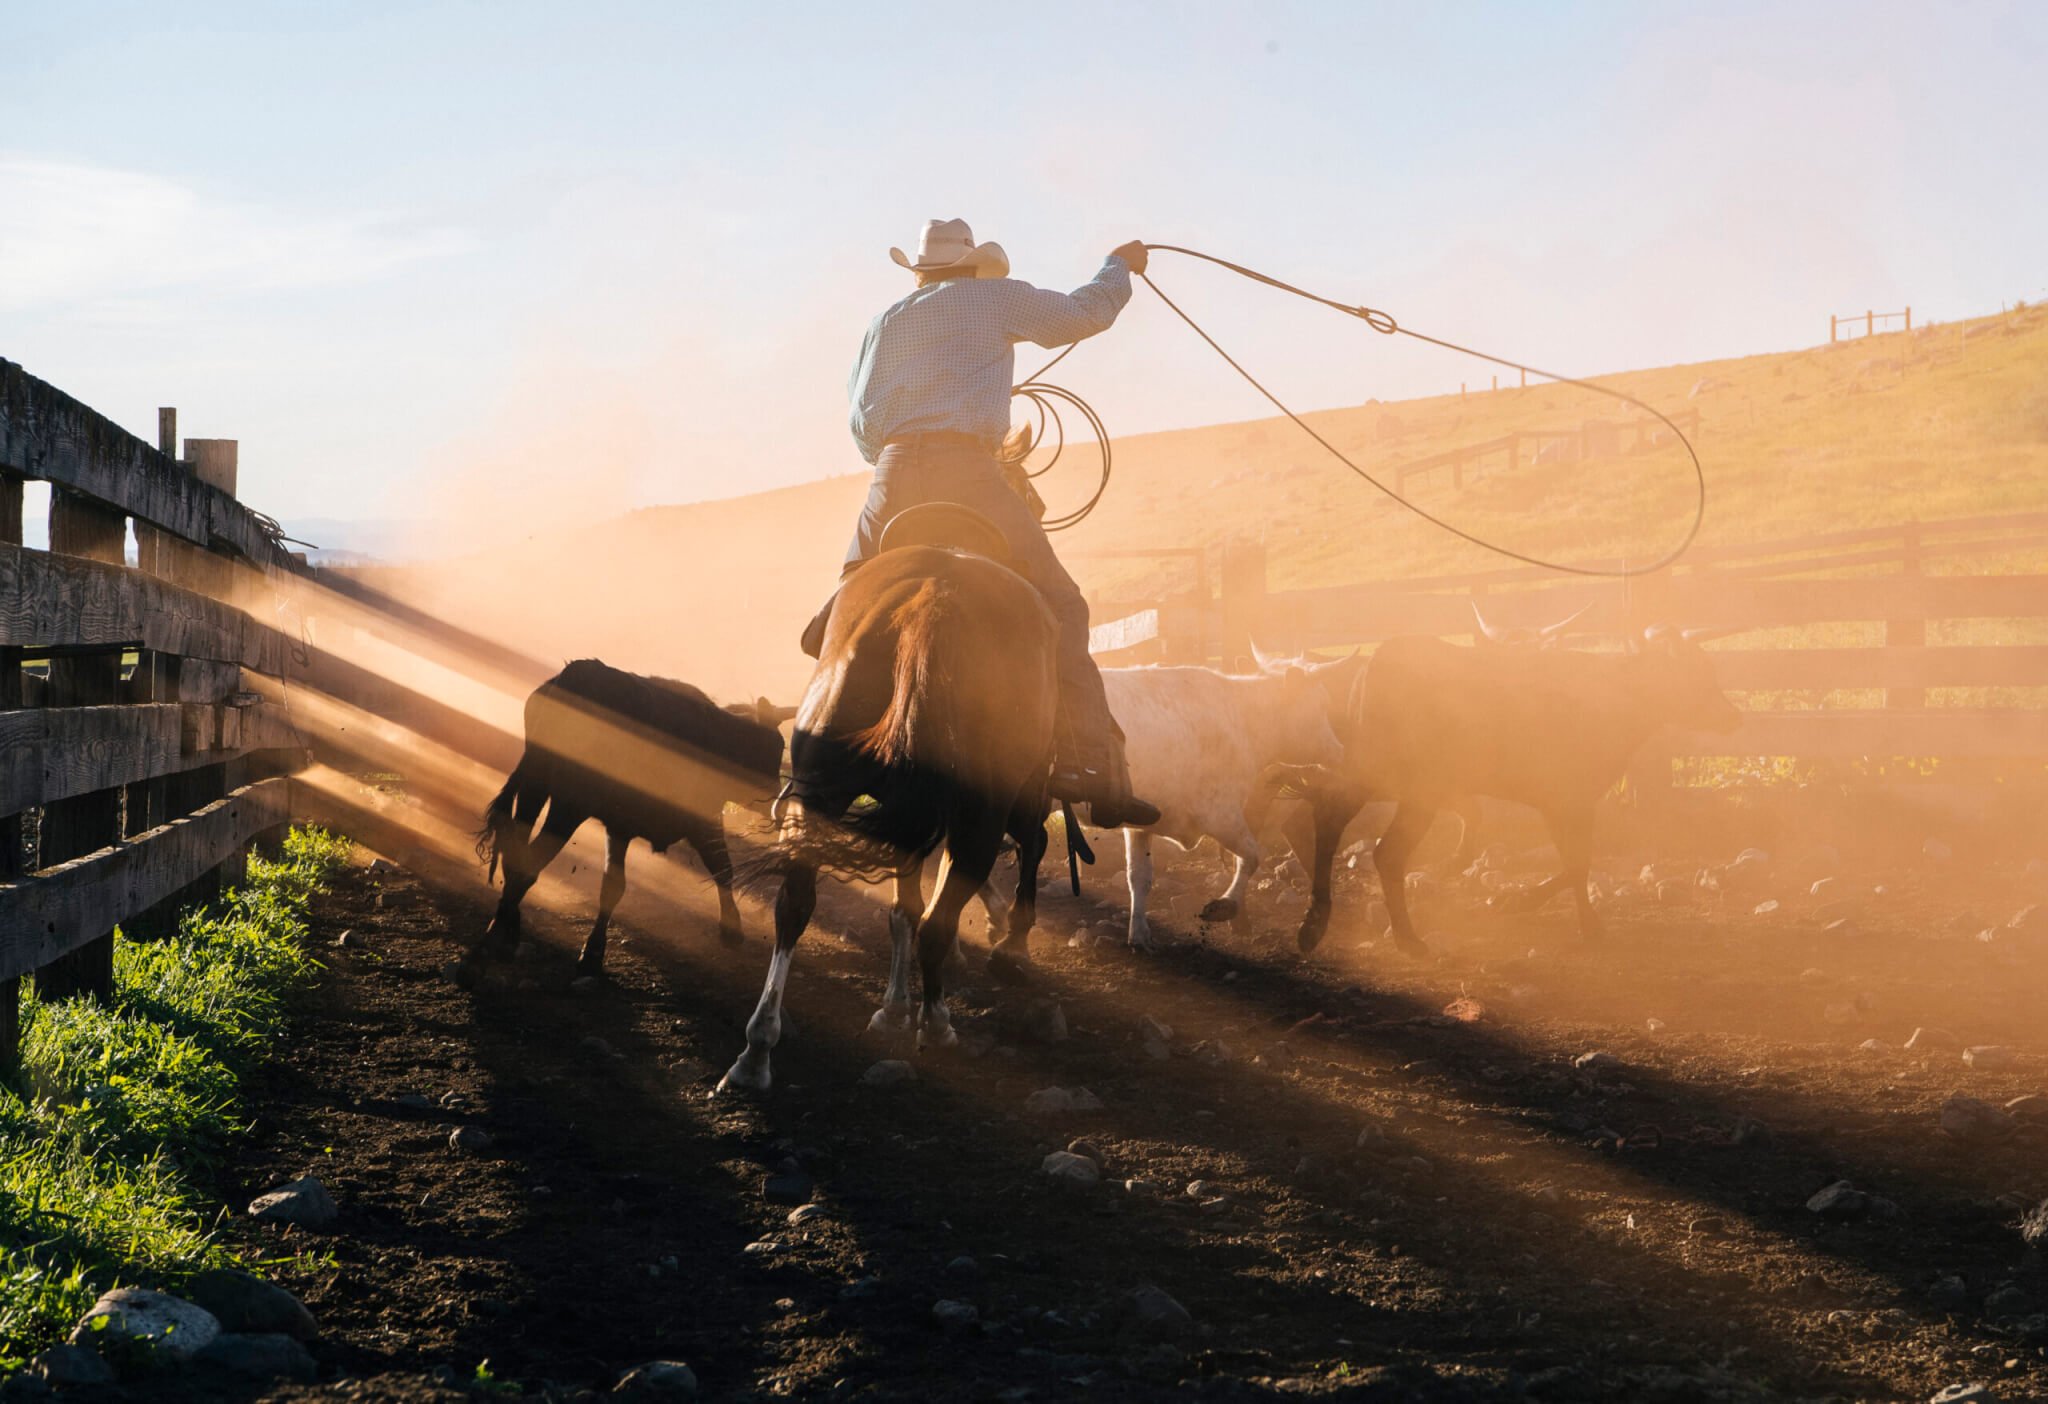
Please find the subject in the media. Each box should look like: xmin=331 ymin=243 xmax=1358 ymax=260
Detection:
xmin=1101 ymin=657 xmax=1351 ymax=951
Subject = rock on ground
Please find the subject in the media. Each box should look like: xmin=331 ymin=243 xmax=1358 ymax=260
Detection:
xmin=247 ymin=1176 xmax=338 ymax=1228
xmin=1024 ymin=1086 xmax=1104 ymax=1117
xmin=184 ymin=1269 xmax=318 ymax=1341
xmin=1963 ymin=1046 xmax=2016 ymax=1071
xmin=1042 ymin=1151 xmax=1101 ymax=1189
xmin=1941 ymin=1094 xmax=2016 ymax=1143
xmin=1906 ymin=1027 xmax=1960 ymax=1052
xmin=70 ymin=1288 xmax=221 ymax=1362
xmin=615 ymin=1359 xmax=700 ymax=1396
xmin=1928 ymin=1385 xmax=1995 ymax=1404
xmin=1806 ymin=1180 xmax=1898 ymax=1220
xmin=194 ymin=1332 xmax=318 ymax=1381
xmin=860 ymin=1060 xmax=917 ymax=1088
xmin=449 ymin=1125 xmax=494 ymax=1154
xmin=1120 ymin=1284 xmax=1195 ymax=1340
xmin=28 ymin=1345 xmax=116 ymax=1387
xmin=931 ymin=1300 xmax=980 ymax=1332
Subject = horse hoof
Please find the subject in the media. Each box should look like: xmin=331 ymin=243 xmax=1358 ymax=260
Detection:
xmin=717 ymin=926 xmax=746 ymax=949
xmin=1296 ymin=916 xmax=1328 ymax=954
xmin=1199 ymin=898 xmax=1239 ymax=923
xmin=917 ymin=1023 xmax=959 ymax=1051
xmin=714 ymin=1054 xmax=771 ymax=1096
xmin=986 ymin=949 xmax=1034 ymax=986
xmin=867 ymin=1007 xmax=913 ymax=1034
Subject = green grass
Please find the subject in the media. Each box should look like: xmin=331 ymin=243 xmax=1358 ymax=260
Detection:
xmin=0 ymin=826 xmax=350 ymax=1368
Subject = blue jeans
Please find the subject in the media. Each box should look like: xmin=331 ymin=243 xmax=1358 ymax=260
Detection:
xmin=843 ymin=437 xmax=1117 ymax=762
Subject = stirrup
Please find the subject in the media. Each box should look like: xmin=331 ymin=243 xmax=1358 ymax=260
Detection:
xmin=1051 ymin=766 xmax=1161 ymax=830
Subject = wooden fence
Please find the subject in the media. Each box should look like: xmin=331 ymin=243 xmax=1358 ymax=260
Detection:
xmin=0 ymin=359 xmax=311 ymax=1073
xmin=1090 ymin=512 xmax=2048 ymax=777
xmin=1831 ymin=308 xmax=1912 ymax=342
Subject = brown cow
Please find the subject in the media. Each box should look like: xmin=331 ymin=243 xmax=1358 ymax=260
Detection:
xmin=1297 ymin=625 xmax=1741 ymax=954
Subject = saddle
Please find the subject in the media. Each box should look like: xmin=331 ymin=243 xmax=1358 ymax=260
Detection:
xmin=800 ymin=503 xmax=1013 ymax=659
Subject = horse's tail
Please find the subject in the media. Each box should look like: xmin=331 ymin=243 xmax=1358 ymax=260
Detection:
xmin=780 ymin=580 xmax=953 ymax=873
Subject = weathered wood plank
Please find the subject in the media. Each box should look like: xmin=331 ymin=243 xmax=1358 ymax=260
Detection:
xmin=0 ymin=777 xmax=289 ymax=982
xmin=0 ymin=702 xmax=301 ymax=815
xmin=0 ymin=359 xmax=297 ymax=570
xmin=0 ymin=543 xmax=291 ymax=668
xmin=1660 ymin=709 xmax=2048 ymax=759
xmin=1708 ymin=645 xmax=2048 ymax=692
xmin=1284 ymin=574 xmax=2048 ymax=649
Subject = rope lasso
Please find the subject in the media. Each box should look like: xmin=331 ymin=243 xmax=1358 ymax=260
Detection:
xmin=1135 ymin=244 xmax=1707 ymax=577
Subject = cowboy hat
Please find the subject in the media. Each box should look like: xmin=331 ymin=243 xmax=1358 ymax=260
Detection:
xmin=889 ymin=217 xmax=1010 ymax=279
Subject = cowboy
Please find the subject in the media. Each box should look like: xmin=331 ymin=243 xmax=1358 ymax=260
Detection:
xmin=835 ymin=218 xmax=1161 ymax=829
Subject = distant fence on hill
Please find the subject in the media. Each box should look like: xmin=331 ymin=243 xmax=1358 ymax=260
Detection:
xmin=1831 ymin=308 xmax=1912 ymax=342
xmin=1088 ymin=511 xmax=2048 ymax=782
xmin=0 ymin=358 xmax=314 ymax=1073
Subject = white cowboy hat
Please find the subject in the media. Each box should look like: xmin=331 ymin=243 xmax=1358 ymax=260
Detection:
xmin=889 ymin=217 xmax=1010 ymax=279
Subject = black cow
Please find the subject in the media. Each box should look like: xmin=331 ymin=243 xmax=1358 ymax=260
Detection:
xmin=470 ymin=659 xmax=793 ymax=978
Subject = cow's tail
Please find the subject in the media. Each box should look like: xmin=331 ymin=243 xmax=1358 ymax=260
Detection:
xmin=476 ymin=758 xmax=542 ymax=886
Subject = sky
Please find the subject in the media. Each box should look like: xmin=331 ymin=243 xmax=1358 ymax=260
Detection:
xmin=4 ymin=1 xmax=2044 ymax=550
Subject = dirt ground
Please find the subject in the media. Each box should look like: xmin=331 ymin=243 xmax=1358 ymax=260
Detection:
xmin=145 ymin=810 xmax=2048 ymax=1402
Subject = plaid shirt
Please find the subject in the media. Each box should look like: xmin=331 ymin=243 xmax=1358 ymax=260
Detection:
xmin=847 ymin=256 xmax=1133 ymax=464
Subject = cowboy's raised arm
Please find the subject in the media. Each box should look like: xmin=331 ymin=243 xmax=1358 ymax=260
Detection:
xmin=1000 ymin=243 xmax=1144 ymax=349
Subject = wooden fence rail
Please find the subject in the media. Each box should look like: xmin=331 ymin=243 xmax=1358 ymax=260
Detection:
xmin=1089 ymin=512 xmax=2048 ymax=780
xmin=0 ymin=358 xmax=312 ymax=1072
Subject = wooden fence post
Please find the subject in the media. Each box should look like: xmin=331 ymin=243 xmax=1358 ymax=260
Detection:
xmin=1886 ymin=521 xmax=1926 ymax=711
xmin=1830 ymin=314 xmax=1838 ymax=343
xmin=1904 ymin=306 xmax=1912 ymax=334
xmin=0 ymin=469 xmax=20 ymax=1071
xmin=36 ymin=490 xmax=127 ymax=1001
xmin=1219 ymin=539 xmax=1269 ymax=666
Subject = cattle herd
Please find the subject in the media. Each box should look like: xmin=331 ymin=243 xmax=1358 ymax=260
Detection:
xmin=462 ymin=543 xmax=1742 ymax=1098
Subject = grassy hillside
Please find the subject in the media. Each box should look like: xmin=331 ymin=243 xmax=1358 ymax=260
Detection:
xmin=373 ymin=304 xmax=2048 ymax=702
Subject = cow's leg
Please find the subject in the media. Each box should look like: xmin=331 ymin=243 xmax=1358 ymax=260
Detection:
xmin=869 ymin=860 xmax=921 ymax=1033
xmin=1199 ymin=812 xmax=1262 ymax=925
xmin=576 ymin=828 xmax=630 ymax=976
xmin=1375 ymin=801 xmax=1438 ymax=955
xmin=917 ymin=811 xmax=1007 ymax=1051
xmin=717 ymin=862 xmax=817 ymax=1094
xmin=683 ymin=820 xmax=746 ymax=948
xmin=1550 ymin=806 xmax=1603 ymax=943
xmin=1125 ymin=829 xmax=1157 ymax=952
xmin=993 ymin=790 xmax=1048 ymax=967
xmin=476 ymin=801 xmax=584 ymax=968
xmin=1296 ymin=779 xmax=1369 ymax=953
xmin=1443 ymin=795 xmax=1485 ymax=876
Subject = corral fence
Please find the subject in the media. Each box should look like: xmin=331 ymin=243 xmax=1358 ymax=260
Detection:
xmin=1088 ymin=511 xmax=2048 ymax=788
xmin=1831 ymin=308 xmax=1912 ymax=342
xmin=0 ymin=359 xmax=315 ymax=1075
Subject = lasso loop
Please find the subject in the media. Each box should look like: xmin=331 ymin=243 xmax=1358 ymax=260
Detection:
xmin=1135 ymin=244 xmax=1705 ymax=578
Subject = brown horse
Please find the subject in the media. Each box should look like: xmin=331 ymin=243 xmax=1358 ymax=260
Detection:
xmin=717 ymin=543 xmax=1059 ymax=1093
